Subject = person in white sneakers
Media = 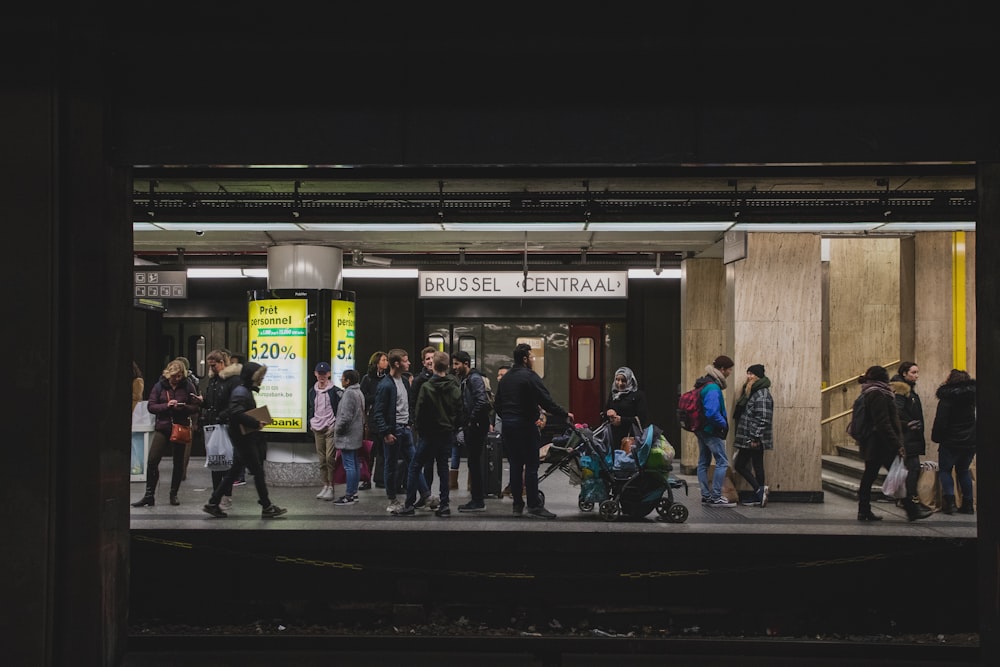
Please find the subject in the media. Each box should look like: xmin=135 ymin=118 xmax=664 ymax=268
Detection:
xmin=732 ymin=364 xmax=773 ymax=507
xmin=308 ymin=361 xmax=342 ymax=501
xmin=695 ymin=355 xmax=737 ymax=508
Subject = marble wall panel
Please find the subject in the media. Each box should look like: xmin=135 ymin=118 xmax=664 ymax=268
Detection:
xmin=680 ymin=258 xmax=727 ymax=472
xmin=732 ymin=320 xmax=822 ymax=408
xmin=734 ymin=234 xmax=822 ymax=324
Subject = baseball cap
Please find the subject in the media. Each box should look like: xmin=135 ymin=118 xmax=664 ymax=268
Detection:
xmin=315 ymin=362 xmax=331 ymax=374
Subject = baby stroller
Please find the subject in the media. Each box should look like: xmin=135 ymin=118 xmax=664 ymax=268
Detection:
xmin=574 ymin=422 xmax=689 ymax=523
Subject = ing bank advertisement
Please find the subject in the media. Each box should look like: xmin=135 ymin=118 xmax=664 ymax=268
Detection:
xmin=248 ymin=298 xmax=308 ymax=433
xmin=330 ymin=299 xmax=355 ymax=383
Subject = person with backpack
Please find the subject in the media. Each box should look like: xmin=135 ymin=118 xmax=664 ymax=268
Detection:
xmin=854 ymin=365 xmax=908 ymax=522
xmin=890 ymin=362 xmax=933 ymax=521
xmin=694 ymin=355 xmax=737 ymax=508
xmin=308 ymin=361 xmax=343 ymax=501
xmin=451 ymin=350 xmax=491 ymax=512
xmin=732 ymin=363 xmax=774 ymax=507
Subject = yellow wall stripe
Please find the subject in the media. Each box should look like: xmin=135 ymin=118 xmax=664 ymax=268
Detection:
xmin=952 ymin=231 xmax=967 ymax=370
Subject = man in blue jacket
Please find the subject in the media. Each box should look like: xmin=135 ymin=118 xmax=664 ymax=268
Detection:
xmin=696 ymin=355 xmax=736 ymax=507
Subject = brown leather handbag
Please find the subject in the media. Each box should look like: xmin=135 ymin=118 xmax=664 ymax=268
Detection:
xmin=167 ymin=390 xmax=192 ymax=444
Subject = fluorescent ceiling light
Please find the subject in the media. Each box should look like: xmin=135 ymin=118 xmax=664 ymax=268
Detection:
xmin=132 ymin=222 xmax=160 ymax=231
xmin=187 ymin=268 xmax=251 ymax=278
xmin=441 ymin=223 xmax=586 ymax=232
xmin=299 ymin=223 xmax=443 ymax=231
xmin=874 ymin=221 xmax=976 ymax=232
xmin=587 ymin=222 xmax=733 ymax=232
xmin=243 ymin=268 xmax=268 ymax=278
xmin=627 ymin=268 xmax=682 ymax=279
xmin=342 ymin=268 xmax=418 ymax=278
xmin=153 ymin=222 xmax=303 ymax=231
xmin=730 ymin=222 xmax=883 ymax=232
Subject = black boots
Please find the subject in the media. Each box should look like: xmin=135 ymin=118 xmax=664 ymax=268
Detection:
xmin=957 ymin=502 xmax=975 ymax=515
xmin=169 ymin=493 xmax=180 ymax=506
xmin=942 ymin=495 xmax=955 ymax=515
xmin=131 ymin=495 xmax=155 ymax=507
xmin=904 ymin=497 xmax=932 ymax=521
xmin=857 ymin=509 xmax=882 ymax=521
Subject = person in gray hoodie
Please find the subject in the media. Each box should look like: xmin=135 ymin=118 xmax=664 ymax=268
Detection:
xmin=332 ymin=369 xmax=366 ymax=505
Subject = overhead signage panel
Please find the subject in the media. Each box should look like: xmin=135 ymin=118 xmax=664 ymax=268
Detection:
xmin=134 ymin=270 xmax=187 ymax=299
xmin=419 ymin=271 xmax=628 ymax=299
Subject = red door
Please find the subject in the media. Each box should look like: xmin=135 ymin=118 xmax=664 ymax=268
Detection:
xmin=569 ymin=323 xmax=604 ymax=428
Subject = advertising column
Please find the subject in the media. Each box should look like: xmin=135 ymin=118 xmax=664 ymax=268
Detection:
xmin=330 ymin=297 xmax=356 ymax=382
xmin=247 ymin=297 xmax=309 ymax=433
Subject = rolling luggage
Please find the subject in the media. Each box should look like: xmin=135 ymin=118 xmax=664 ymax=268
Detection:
xmin=482 ymin=432 xmax=504 ymax=498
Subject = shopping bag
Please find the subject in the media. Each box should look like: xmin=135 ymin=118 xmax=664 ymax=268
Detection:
xmin=203 ymin=424 xmax=234 ymax=471
xmin=332 ymin=449 xmax=371 ymax=485
xmin=881 ymin=455 xmax=907 ymax=499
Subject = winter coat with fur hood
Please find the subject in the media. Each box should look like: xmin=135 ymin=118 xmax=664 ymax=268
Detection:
xmin=200 ymin=362 xmax=242 ymax=425
xmin=932 ymin=379 xmax=976 ymax=450
xmin=891 ymin=375 xmax=926 ymax=456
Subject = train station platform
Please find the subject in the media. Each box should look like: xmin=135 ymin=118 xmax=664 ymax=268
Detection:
xmin=129 ymin=457 xmax=977 ymax=539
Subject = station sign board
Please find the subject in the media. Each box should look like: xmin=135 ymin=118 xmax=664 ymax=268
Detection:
xmin=419 ymin=271 xmax=628 ymax=299
xmin=133 ymin=269 xmax=187 ymax=299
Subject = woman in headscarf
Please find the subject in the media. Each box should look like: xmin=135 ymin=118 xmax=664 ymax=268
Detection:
xmin=602 ymin=366 xmax=648 ymax=449
xmin=732 ymin=364 xmax=774 ymax=507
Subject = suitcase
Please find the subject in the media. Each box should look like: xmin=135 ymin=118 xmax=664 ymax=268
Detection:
xmin=482 ymin=432 xmax=504 ymax=498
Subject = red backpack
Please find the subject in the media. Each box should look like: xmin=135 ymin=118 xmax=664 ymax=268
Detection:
xmin=677 ymin=383 xmax=706 ymax=432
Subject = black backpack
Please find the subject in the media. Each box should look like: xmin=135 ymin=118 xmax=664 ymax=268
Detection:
xmin=846 ymin=392 xmax=872 ymax=442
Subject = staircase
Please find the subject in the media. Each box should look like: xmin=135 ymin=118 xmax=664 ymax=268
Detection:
xmin=821 ymin=442 xmax=886 ymax=500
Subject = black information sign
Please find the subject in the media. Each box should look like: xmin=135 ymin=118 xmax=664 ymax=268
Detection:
xmin=134 ymin=270 xmax=188 ymax=299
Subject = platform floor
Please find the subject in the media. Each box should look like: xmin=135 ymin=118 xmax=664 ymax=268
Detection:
xmin=129 ymin=457 xmax=977 ymax=539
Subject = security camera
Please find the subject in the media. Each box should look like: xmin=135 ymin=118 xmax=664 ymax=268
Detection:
xmin=194 ymin=229 xmax=205 ymax=237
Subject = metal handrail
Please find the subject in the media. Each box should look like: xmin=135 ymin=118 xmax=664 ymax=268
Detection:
xmin=821 ymin=359 xmax=900 ymax=395
xmin=820 ymin=359 xmax=900 ymax=426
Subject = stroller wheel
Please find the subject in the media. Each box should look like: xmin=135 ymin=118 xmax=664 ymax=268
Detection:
xmin=663 ymin=503 xmax=689 ymax=523
xmin=599 ymin=499 xmax=620 ymax=521
xmin=578 ymin=499 xmax=594 ymax=512
xmin=655 ymin=497 xmax=672 ymax=516
xmin=537 ymin=490 xmax=545 ymax=507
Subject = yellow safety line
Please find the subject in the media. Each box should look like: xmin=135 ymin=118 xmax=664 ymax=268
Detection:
xmin=952 ymin=231 xmax=967 ymax=370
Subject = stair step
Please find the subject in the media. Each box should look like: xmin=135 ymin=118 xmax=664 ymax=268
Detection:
xmin=822 ymin=470 xmax=886 ymax=500
xmin=821 ymin=454 xmax=886 ymax=482
xmin=835 ymin=443 xmax=863 ymax=461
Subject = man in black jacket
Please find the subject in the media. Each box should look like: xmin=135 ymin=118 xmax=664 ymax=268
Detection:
xmin=494 ymin=343 xmax=572 ymax=519
xmin=452 ymin=350 xmax=490 ymax=512
xmin=890 ymin=361 xmax=932 ymax=521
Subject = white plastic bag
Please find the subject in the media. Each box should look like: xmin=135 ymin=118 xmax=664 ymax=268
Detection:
xmin=204 ymin=424 xmax=234 ymax=471
xmin=131 ymin=400 xmax=155 ymax=430
xmin=882 ymin=455 xmax=907 ymax=499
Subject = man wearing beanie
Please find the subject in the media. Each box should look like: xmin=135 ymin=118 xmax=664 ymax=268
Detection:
xmin=733 ymin=364 xmax=774 ymax=507
xmin=695 ymin=355 xmax=736 ymax=507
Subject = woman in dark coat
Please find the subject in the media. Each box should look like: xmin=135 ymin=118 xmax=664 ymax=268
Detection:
xmin=359 ymin=351 xmax=388 ymax=489
xmin=132 ymin=359 xmax=200 ymax=507
xmin=932 ymin=369 xmax=977 ymax=515
xmin=601 ymin=366 xmax=648 ymax=448
xmin=855 ymin=365 xmax=907 ymax=521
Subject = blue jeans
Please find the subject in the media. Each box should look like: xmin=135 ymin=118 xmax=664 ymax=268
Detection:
xmin=696 ymin=430 xmax=729 ymax=500
xmin=384 ymin=425 xmax=416 ymax=500
xmin=340 ymin=449 xmax=359 ymax=496
xmin=407 ymin=432 xmax=451 ymax=507
xmin=401 ymin=435 xmax=431 ymax=508
xmin=938 ymin=446 xmax=975 ymax=499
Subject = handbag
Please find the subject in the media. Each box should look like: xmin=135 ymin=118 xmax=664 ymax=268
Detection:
xmin=170 ymin=422 xmax=192 ymax=445
xmin=882 ymin=455 xmax=908 ymax=499
xmin=166 ymin=390 xmax=193 ymax=444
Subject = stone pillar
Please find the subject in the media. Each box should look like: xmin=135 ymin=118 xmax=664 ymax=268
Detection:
xmin=730 ymin=234 xmax=823 ymax=499
xmin=263 ymin=245 xmax=344 ymax=486
xmin=911 ymin=232 xmax=976 ymax=464
xmin=824 ymin=238 xmax=901 ymax=454
xmin=679 ymin=258 xmax=727 ymax=473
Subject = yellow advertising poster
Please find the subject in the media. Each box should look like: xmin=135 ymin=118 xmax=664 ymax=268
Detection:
xmin=247 ymin=298 xmax=308 ymax=432
xmin=330 ymin=299 xmax=356 ymax=383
